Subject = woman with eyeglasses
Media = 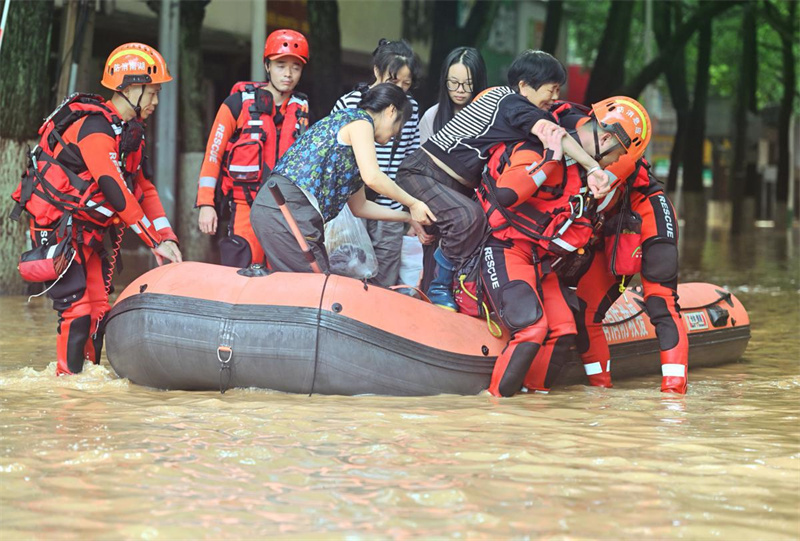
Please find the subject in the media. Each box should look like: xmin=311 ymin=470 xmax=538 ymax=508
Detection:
xmin=419 ymin=47 xmax=488 ymax=145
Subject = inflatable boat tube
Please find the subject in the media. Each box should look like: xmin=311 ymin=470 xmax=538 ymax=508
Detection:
xmin=105 ymin=262 xmax=750 ymax=395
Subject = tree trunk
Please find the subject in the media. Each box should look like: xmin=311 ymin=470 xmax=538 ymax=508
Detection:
xmin=729 ymin=2 xmax=757 ymax=235
xmin=683 ymin=19 xmax=711 ymax=195
xmin=307 ymin=0 xmax=343 ymax=120
xmin=682 ymin=19 xmax=712 ymax=230
xmin=0 ymin=0 xmax=54 ymax=140
xmin=584 ymin=0 xmax=635 ymax=105
xmin=176 ymin=1 xmax=212 ymax=262
xmin=0 ymin=1 xmax=54 ymax=293
xmin=653 ymin=1 xmax=689 ymax=194
xmin=0 ymin=139 xmax=36 ymax=294
xmin=540 ymin=0 xmax=564 ymax=54
xmin=775 ymin=1 xmax=796 ymax=204
xmin=178 ymin=1 xmax=209 ymax=154
xmin=622 ymin=1 xmax=741 ymax=98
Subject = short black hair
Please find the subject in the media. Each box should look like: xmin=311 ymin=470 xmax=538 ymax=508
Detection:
xmin=358 ymin=82 xmax=412 ymax=126
xmin=506 ymin=50 xmax=566 ymax=92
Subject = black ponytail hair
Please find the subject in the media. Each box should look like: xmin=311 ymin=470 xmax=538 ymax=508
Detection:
xmin=358 ymin=82 xmax=412 ymax=126
xmin=370 ymin=38 xmax=421 ymax=89
xmin=433 ymin=47 xmax=488 ymax=133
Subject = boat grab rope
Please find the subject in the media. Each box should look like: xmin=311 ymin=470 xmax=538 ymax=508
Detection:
xmin=308 ymin=272 xmax=331 ymax=396
xmin=602 ymin=288 xmax=732 ymax=327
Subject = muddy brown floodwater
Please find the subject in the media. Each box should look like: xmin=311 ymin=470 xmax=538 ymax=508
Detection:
xmin=1 ymin=229 xmax=798 ymax=539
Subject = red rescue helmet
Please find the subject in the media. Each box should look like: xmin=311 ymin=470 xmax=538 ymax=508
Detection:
xmin=591 ymin=96 xmax=651 ymax=182
xmin=264 ymin=29 xmax=309 ymax=64
xmin=101 ymin=43 xmax=173 ymax=91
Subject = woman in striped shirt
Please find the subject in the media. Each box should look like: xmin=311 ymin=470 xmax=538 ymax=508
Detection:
xmin=332 ymin=39 xmax=423 ymax=288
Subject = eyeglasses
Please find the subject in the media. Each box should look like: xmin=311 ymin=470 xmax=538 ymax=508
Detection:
xmin=445 ymin=79 xmax=473 ymax=92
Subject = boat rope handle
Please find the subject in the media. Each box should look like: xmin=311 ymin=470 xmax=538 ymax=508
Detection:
xmin=681 ymin=289 xmax=733 ymax=310
xmin=602 ymin=288 xmax=732 ymax=327
xmin=458 ymin=275 xmax=503 ymax=338
xmin=309 ymin=272 xmax=331 ymax=397
xmin=388 ymin=284 xmax=432 ymax=303
xmin=217 ymin=346 xmax=233 ymax=394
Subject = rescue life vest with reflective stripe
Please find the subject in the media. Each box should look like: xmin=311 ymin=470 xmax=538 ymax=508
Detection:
xmin=11 ymin=93 xmax=136 ymax=228
xmin=220 ymin=82 xmax=309 ymax=203
xmin=478 ymin=140 xmax=595 ymax=256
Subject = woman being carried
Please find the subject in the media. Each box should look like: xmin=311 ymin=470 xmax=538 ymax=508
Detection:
xmin=250 ymin=84 xmax=435 ymax=274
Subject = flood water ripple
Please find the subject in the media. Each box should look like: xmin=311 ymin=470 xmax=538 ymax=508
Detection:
xmin=1 ymin=229 xmax=798 ymax=540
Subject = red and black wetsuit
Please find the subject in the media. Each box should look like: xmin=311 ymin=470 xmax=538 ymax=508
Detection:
xmin=477 ymin=138 xmax=586 ymax=396
xmin=547 ymin=100 xmax=688 ymax=393
xmin=27 ymin=100 xmax=177 ymax=376
xmin=574 ymin=163 xmax=688 ymax=393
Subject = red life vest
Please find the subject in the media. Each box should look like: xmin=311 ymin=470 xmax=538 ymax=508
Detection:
xmin=220 ymin=82 xmax=309 ymax=203
xmin=478 ymin=140 xmax=595 ymax=256
xmin=11 ymin=93 xmax=138 ymax=229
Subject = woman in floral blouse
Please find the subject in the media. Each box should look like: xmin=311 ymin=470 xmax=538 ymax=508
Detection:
xmin=251 ymin=83 xmax=435 ymax=273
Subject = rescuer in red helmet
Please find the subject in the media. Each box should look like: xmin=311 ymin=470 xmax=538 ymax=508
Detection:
xmin=11 ymin=42 xmax=182 ymax=375
xmin=196 ymin=29 xmax=310 ymax=269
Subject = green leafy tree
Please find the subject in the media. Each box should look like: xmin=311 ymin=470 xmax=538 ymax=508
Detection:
xmin=653 ymin=0 xmax=690 ymax=194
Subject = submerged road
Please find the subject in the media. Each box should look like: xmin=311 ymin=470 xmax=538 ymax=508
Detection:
xmin=1 ymin=228 xmax=798 ymax=539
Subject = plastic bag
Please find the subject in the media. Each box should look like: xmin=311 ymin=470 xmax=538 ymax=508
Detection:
xmin=324 ymin=205 xmax=378 ymax=279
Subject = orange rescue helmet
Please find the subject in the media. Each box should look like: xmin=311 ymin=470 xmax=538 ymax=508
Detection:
xmin=101 ymin=43 xmax=173 ymax=91
xmin=591 ymin=96 xmax=651 ymax=182
xmin=264 ymin=29 xmax=309 ymax=64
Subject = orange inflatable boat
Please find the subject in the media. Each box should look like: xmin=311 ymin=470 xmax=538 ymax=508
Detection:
xmin=105 ymin=262 xmax=750 ymax=395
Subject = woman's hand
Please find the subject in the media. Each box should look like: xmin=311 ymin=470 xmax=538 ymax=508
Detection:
xmin=409 ymin=200 xmax=436 ymax=226
xmin=409 ymin=220 xmax=435 ymax=245
xmin=198 ymin=206 xmax=218 ymax=235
